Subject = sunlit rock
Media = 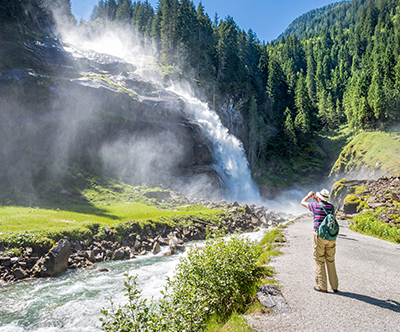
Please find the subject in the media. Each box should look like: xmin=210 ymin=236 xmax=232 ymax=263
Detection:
xmin=31 ymin=239 xmax=71 ymax=277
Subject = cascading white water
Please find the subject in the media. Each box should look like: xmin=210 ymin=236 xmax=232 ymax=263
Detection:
xmin=61 ymin=24 xmax=261 ymax=205
xmin=0 ymin=231 xmax=266 ymax=331
xmin=169 ymin=88 xmax=261 ymax=205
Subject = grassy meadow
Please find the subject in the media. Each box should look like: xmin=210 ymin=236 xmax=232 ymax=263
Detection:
xmin=0 ymin=180 xmax=223 ymax=248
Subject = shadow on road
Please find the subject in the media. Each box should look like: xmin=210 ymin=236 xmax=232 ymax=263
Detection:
xmin=337 ymin=233 xmax=358 ymax=241
xmin=334 ymin=291 xmax=400 ymax=313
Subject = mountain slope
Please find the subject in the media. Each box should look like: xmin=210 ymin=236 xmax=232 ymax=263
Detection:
xmin=329 ymin=130 xmax=400 ymax=181
xmin=278 ymin=0 xmax=373 ymax=40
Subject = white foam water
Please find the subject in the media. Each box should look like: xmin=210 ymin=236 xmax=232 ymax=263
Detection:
xmin=0 ymin=230 xmax=268 ymax=331
xmin=168 ymin=87 xmax=261 ymax=205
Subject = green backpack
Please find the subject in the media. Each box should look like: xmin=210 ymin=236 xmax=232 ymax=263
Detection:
xmin=318 ymin=204 xmax=339 ymax=241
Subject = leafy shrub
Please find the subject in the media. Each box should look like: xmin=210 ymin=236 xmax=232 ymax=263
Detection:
xmin=350 ymin=211 xmax=400 ymax=244
xmin=0 ymin=230 xmax=52 ymax=248
xmin=100 ymin=272 xmax=156 ymax=332
xmin=100 ymin=234 xmax=262 ymax=332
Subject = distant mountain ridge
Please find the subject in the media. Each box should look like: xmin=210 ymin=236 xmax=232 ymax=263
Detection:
xmin=278 ymin=0 xmax=374 ymax=40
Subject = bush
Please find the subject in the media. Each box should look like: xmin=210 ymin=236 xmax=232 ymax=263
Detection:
xmin=350 ymin=211 xmax=400 ymax=244
xmin=100 ymin=234 xmax=262 ymax=332
xmin=0 ymin=230 xmax=53 ymax=248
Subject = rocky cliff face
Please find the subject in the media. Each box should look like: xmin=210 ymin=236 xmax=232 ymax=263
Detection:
xmin=0 ymin=37 xmax=220 ymax=202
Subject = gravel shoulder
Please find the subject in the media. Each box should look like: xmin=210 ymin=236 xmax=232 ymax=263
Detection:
xmin=247 ymin=214 xmax=400 ymax=332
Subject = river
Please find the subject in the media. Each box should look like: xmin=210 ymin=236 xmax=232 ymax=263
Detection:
xmin=0 ymin=231 xmax=266 ymax=331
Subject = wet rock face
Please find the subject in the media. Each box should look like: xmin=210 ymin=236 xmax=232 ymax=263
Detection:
xmin=0 ymin=37 xmax=218 ymax=200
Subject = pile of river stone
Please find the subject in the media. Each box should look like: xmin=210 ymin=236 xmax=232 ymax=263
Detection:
xmin=333 ymin=176 xmax=400 ymax=227
xmin=0 ymin=201 xmax=290 ymax=286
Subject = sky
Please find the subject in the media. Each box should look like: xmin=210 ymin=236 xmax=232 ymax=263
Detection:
xmin=70 ymin=0 xmax=341 ymax=43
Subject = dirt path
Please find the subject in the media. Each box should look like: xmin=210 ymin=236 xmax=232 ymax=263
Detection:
xmin=246 ymin=215 xmax=400 ymax=331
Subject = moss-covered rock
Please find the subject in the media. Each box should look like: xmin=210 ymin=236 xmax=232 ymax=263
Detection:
xmin=31 ymin=239 xmax=71 ymax=277
xmin=330 ymin=179 xmax=367 ymax=210
xmin=343 ymin=194 xmax=362 ymax=214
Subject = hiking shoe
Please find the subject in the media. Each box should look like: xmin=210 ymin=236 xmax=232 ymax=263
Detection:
xmin=313 ymin=286 xmax=327 ymax=293
xmin=333 ymin=289 xmax=339 ymax=293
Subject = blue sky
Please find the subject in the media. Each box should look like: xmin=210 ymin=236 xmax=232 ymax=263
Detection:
xmin=70 ymin=0 xmax=340 ymax=42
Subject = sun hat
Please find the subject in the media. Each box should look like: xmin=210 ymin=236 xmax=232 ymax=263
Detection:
xmin=316 ymin=189 xmax=330 ymax=202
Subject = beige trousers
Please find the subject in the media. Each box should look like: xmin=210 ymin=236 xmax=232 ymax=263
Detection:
xmin=313 ymin=232 xmax=339 ymax=291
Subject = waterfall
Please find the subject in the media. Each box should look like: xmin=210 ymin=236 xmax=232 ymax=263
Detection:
xmin=169 ymin=87 xmax=261 ymax=205
xmin=61 ymin=25 xmax=261 ymax=205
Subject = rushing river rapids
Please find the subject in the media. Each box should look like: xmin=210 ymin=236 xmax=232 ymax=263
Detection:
xmin=0 ymin=231 xmax=266 ymax=331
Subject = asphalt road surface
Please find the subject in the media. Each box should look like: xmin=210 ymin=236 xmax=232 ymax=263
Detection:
xmin=247 ymin=214 xmax=400 ymax=332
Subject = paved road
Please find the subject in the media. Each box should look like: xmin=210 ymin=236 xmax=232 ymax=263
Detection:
xmin=247 ymin=214 xmax=400 ymax=332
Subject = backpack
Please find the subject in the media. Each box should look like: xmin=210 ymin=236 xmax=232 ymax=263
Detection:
xmin=318 ymin=204 xmax=339 ymax=241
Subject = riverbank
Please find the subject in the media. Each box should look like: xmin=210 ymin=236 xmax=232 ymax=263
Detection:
xmin=0 ymin=197 xmax=290 ymax=286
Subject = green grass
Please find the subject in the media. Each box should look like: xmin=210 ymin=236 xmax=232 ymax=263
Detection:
xmin=0 ymin=180 xmax=223 ymax=248
xmin=205 ymin=312 xmax=254 ymax=332
xmin=330 ymin=130 xmax=400 ymax=177
xmin=350 ymin=211 xmax=400 ymax=244
xmin=0 ymin=202 xmax=218 ymax=234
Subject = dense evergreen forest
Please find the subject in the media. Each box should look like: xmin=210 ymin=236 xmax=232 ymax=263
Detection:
xmin=2 ymin=0 xmax=400 ymax=187
xmin=87 ymin=0 xmax=400 ymax=184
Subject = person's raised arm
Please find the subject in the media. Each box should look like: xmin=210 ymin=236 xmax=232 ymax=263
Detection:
xmin=301 ymin=191 xmax=315 ymax=208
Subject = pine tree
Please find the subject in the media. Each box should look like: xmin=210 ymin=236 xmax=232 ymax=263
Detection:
xmin=248 ymin=96 xmax=265 ymax=166
xmin=107 ymin=0 xmax=117 ymax=21
xmin=283 ymin=107 xmax=297 ymax=155
xmin=294 ymin=71 xmax=316 ymax=139
xmin=306 ymin=40 xmax=317 ymax=104
xmin=116 ymin=0 xmax=132 ymax=24
xmin=266 ymin=57 xmax=289 ymax=128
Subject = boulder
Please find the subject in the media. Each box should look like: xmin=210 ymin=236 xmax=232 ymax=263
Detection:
xmin=243 ymin=204 xmax=252 ymax=215
xmin=152 ymin=242 xmax=161 ymax=255
xmin=0 ymin=257 xmax=11 ymax=267
xmin=13 ymin=268 xmax=29 ymax=280
xmin=31 ymin=239 xmax=71 ymax=277
xmin=256 ymin=284 xmax=291 ymax=314
xmin=86 ymin=250 xmax=95 ymax=262
xmin=392 ymin=192 xmax=400 ymax=202
xmin=111 ymin=249 xmax=125 ymax=260
xmin=343 ymin=194 xmax=362 ymax=214
xmin=168 ymin=237 xmax=186 ymax=254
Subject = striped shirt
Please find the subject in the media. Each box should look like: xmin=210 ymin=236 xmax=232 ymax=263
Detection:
xmin=308 ymin=202 xmax=334 ymax=230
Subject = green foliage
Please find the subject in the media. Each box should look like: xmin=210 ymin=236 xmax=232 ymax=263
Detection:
xmin=0 ymin=230 xmax=54 ymax=248
xmin=350 ymin=211 xmax=400 ymax=243
xmin=100 ymin=229 xmax=283 ymax=332
xmin=100 ymin=272 xmax=156 ymax=332
xmin=330 ymin=131 xmax=400 ymax=178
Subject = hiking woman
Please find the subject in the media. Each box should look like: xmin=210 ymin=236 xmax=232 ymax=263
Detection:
xmin=301 ymin=189 xmax=339 ymax=293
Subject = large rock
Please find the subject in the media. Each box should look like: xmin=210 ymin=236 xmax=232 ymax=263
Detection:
xmin=32 ymin=239 xmax=71 ymax=277
xmin=330 ymin=179 xmax=368 ymax=210
xmin=152 ymin=242 xmax=161 ymax=255
xmin=168 ymin=236 xmax=186 ymax=255
xmin=13 ymin=268 xmax=29 ymax=280
xmin=256 ymin=284 xmax=291 ymax=314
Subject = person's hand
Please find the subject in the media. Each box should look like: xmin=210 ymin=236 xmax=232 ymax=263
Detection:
xmin=308 ymin=191 xmax=315 ymax=199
